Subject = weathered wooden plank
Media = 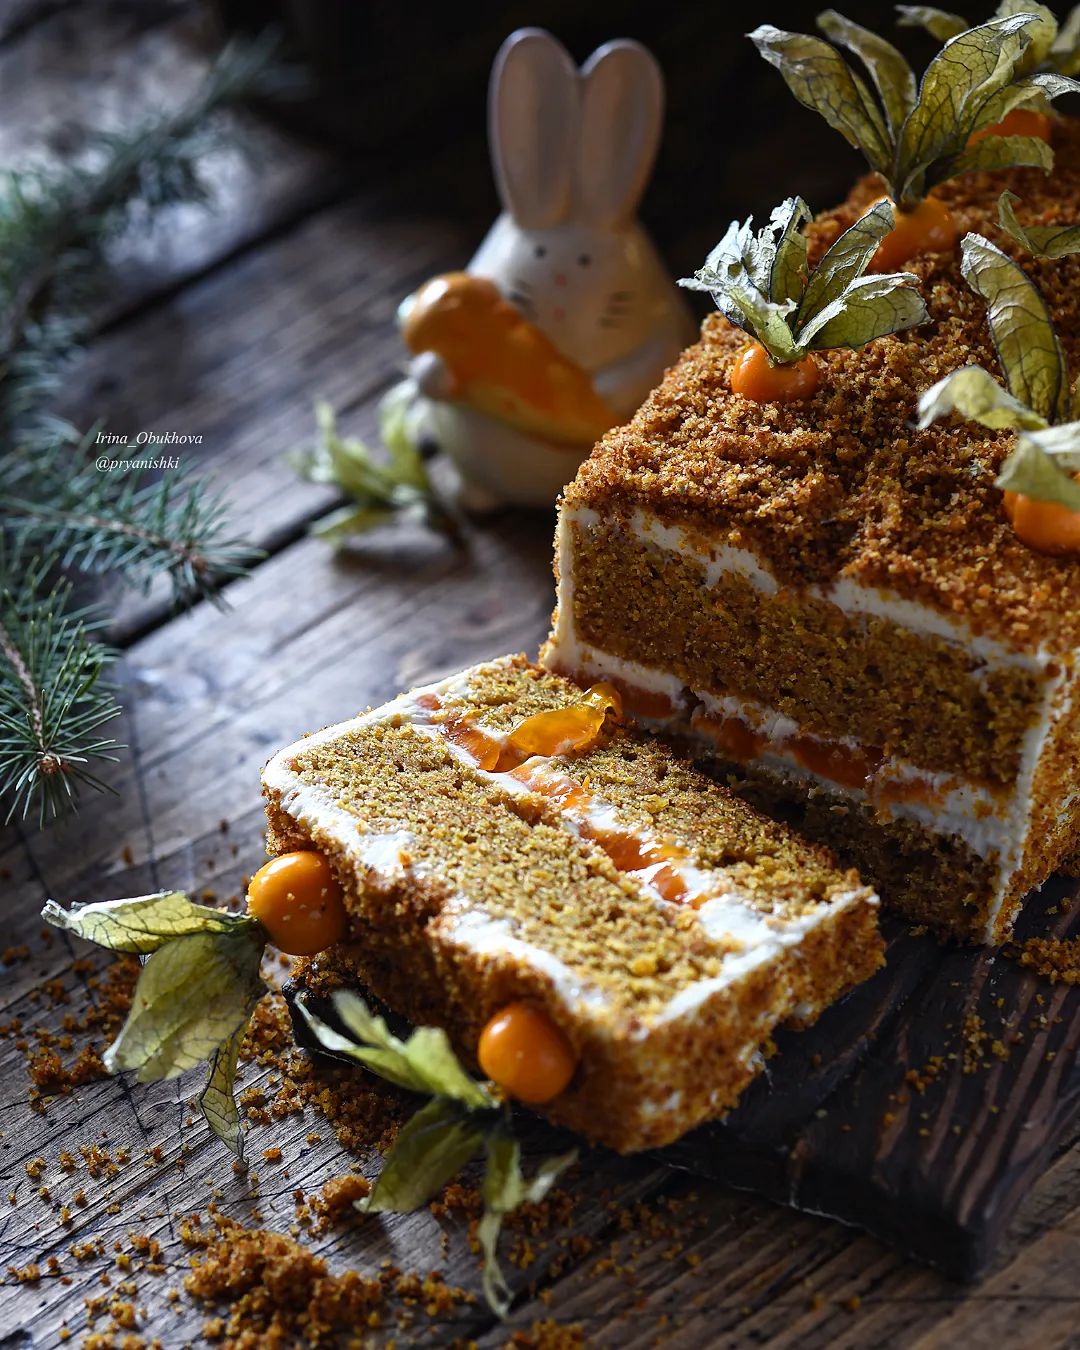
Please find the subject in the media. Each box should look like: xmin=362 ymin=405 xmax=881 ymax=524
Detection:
xmin=0 ymin=508 xmax=563 ymax=1342
xmin=0 ymin=0 xmax=349 ymax=326
xmin=54 ymin=127 xmax=494 ymax=644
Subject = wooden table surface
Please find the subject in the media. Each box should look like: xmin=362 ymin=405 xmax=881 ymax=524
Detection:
xmin=3 ymin=4 xmax=1080 ymax=1347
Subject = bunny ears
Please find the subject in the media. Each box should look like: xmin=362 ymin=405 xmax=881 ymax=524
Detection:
xmin=489 ymin=28 xmax=664 ymax=231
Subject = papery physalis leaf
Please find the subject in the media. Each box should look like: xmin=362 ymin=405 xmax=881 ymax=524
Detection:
xmin=895 ymin=14 xmax=1044 ymax=205
xmin=797 ymin=198 xmax=896 ymax=321
xmin=995 ymin=0 xmax=1059 ymax=71
xmin=325 ymin=429 xmax=393 ymax=502
xmin=682 ymin=196 xmax=926 ymax=362
xmin=769 ymin=197 xmax=812 ymax=307
xmin=998 ymin=190 xmax=1080 ymax=259
xmin=42 ymin=892 xmax=255 ymax=955
xmin=817 ymin=10 xmax=917 ymax=136
xmin=295 ymin=400 xmax=454 ymax=542
xmin=679 ymin=225 xmax=800 ymax=365
xmin=299 ymin=990 xmax=495 ymax=1109
xmin=478 ymin=1129 xmax=578 ymax=1318
xmin=917 ymin=364 xmax=1050 ymax=431
xmin=802 ymin=273 xmax=928 ymax=351
xmin=104 ymin=928 xmax=265 ymax=1082
xmin=943 ymin=132 xmax=1053 ymax=185
xmin=714 ymin=217 xmax=773 ymax=300
xmin=996 ymin=431 xmax=1080 ymax=507
xmin=1022 ymin=422 xmax=1080 ymax=470
xmin=945 ymin=71 xmax=1080 ymax=174
xmin=293 ymin=402 xmax=385 ymax=498
xmin=198 ymin=1021 xmax=250 ymax=1159
xmin=895 ymin=6 xmax=969 ymax=42
xmin=961 ymin=232 xmax=1066 ymax=422
xmin=311 ymin=505 xmax=397 ymax=543
xmin=359 ymin=1097 xmax=489 ymax=1214
xmin=379 ymin=379 xmax=431 ymax=493
xmin=748 ymin=25 xmax=893 ymax=176
xmin=1051 ymin=5 xmax=1080 ymax=76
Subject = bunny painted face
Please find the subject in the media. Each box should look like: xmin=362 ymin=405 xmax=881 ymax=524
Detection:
xmin=468 ymin=29 xmax=682 ymax=373
xmin=474 ymin=218 xmax=659 ymax=371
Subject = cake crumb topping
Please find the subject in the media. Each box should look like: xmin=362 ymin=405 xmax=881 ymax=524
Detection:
xmin=565 ymin=119 xmax=1080 ymax=650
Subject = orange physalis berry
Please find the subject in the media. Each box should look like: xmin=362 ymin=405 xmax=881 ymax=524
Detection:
xmin=247 ymin=851 xmax=347 ymax=955
xmin=870 ymin=195 xmax=959 ymax=272
xmin=1002 ymin=488 xmax=1080 ymax=555
xmin=730 ymin=342 xmax=821 ymax=404
xmin=969 ymin=108 xmax=1053 ymax=147
xmin=477 ymin=1002 xmax=577 ymax=1103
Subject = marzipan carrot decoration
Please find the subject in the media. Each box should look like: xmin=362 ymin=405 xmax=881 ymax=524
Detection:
xmin=751 ymin=11 xmax=1080 ymax=270
xmin=679 ymin=196 xmax=928 ymax=403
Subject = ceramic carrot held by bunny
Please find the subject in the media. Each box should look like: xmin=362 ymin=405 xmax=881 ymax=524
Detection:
xmin=399 ymin=28 xmax=696 ymax=509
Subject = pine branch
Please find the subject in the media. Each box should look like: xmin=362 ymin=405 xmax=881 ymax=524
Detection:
xmin=0 ymin=549 xmax=120 ymax=825
xmin=0 ymin=30 xmax=285 ymax=452
xmin=0 ymin=35 xmax=284 ymax=823
xmin=3 ymin=433 xmax=258 ymax=608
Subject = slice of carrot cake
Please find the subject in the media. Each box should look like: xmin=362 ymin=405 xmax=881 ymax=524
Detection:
xmin=543 ymin=124 xmax=1080 ymax=947
xmin=262 ymin=654 xmax=881 ymax=1152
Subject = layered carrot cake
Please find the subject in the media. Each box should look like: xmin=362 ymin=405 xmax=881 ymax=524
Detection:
xmin=262 ymin=655 xmax=881 ymax=1152
xmin=544 ymin=125 xmax=1080 ymax=947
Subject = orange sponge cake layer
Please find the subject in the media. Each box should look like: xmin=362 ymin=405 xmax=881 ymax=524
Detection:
xmin=262 ymin=656 xmax=881 ymax=1152
xmin=544 ymin=125 xmax=1080 ymax=946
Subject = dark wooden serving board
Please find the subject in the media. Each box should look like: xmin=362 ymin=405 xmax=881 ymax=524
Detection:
xmin=285 ymin=876 xmax=1080 ymax=1284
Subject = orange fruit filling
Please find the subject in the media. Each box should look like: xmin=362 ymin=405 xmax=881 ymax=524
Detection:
xmin=441 ymin=712 xmax=502 ymax=770
xmin=586 ymin=828 xmax=690 ymax=903
xmin=789 ymin=736 xmax=883 ymax=791
xmin=870 ymin=195 xmax=959 ymax=271
xmin=508 ymin=762 xmax=594 ymax=813
xmin=969 ymin=107 xmax=1053 ymax=146
xmin=426 ymin=682 xmax=701 ymax=903
xmin=730 ymin=342 xmax=821 ymax=403
xmin=1003 ymin=487 xmax=1080 ymax=555
xmin=614 ymin=683 xmax=673 ymax=719
xmin=477 ymin=1002 xmax=577 ymax=1103
xmin=694 ymin=713 xmax=766 ymax=763
xmin=498 ymin=682 xmax=621 ymax=767
xmin=247 ymin=851 xmax=347 ymax=956
xmin=425 ymin=683 xmax=621 ymax=774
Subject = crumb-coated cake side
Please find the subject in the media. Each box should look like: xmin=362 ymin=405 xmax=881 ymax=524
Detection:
xmin=544 ymin=120 xmax=1080 ymax=946
xmin=262 ymin=655 xmax=882 ymax=1152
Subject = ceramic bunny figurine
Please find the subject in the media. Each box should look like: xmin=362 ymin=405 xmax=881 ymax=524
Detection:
xmin=399 ymin=28 xmax=696 ymax=510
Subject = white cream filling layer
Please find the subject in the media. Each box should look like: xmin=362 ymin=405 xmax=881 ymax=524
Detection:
xmin=550 ymin=503 xmax=1065 ymax=678
xmin=263 ymin=658 xmax=873 ymax=1029
xmin=625 ymin=507 xmax=1052 ymax=672
xmin=548 ymin=505 xmax=1078 ymax=937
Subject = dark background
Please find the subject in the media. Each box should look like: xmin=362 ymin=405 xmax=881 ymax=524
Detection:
xmin=211 ymin=0 xmax=945 ymax=275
